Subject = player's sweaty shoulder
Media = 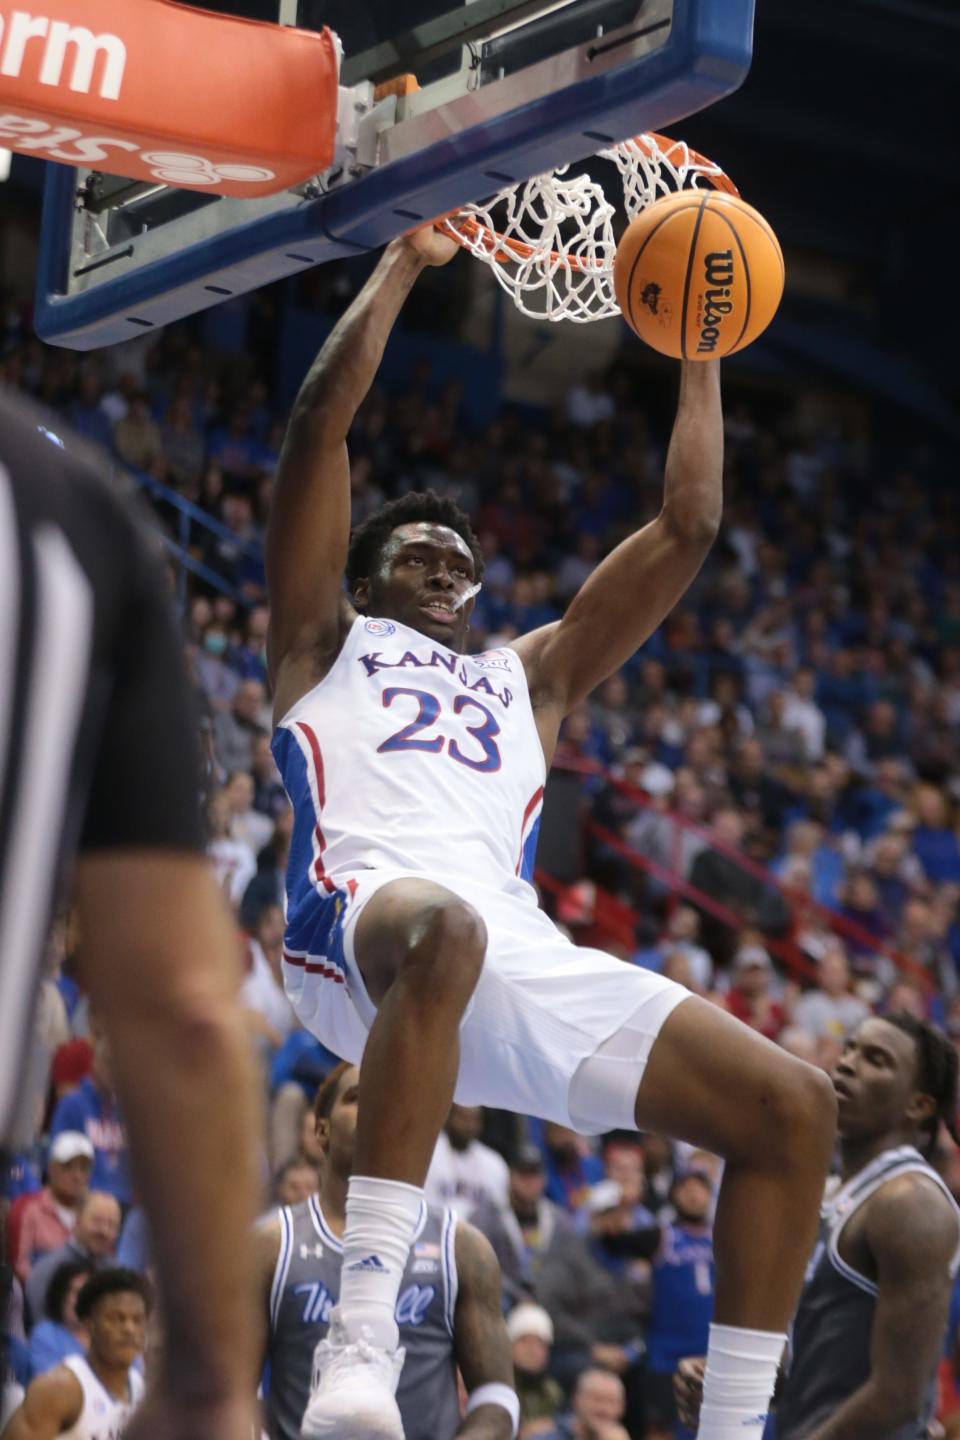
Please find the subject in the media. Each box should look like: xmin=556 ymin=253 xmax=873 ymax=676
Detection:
xmin=865 ymin=1169 xmax=959 ymax=1273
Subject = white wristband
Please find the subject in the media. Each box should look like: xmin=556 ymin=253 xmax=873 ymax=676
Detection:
xmin=466 ymin=1382 xmax=520 ymax=1436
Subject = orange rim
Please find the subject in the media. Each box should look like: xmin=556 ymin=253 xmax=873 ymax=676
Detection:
xmin=443 ymin=132 xmax=739 ymax=272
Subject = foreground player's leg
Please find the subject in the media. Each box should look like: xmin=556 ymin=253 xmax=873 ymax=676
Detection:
xmin=632 ymin=998 xmax=836 ymax=1440
xmin=302 ymin=879 xmax=485 ymax=1439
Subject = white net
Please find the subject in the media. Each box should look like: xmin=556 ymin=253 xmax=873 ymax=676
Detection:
xmin=442 ymin=132 xmax=735 ymax=324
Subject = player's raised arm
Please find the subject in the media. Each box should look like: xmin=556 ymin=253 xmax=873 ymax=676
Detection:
xmin=266 ymin=226 xmax=458 ymax=713
xmin=513 ymin=359 xmax=722 ymax=726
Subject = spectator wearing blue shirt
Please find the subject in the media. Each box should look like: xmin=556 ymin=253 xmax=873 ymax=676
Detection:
xmin=867 ymin=832 xmax=916 ymax=932
xmin=1 ymin=1152 xmax=41 ymax=1202
xmin=773 ymin=820 xmax=845 ymax=910
xmin=912 ymin=786 xmax=960 ymax=885
xmin=645 ymin=1169 xmax=716 ymax=1440
xmin=27 ymin=1260 xmax=94 ymax=1374
xmin=49 ymin=1031 xmax=131 ymax=1207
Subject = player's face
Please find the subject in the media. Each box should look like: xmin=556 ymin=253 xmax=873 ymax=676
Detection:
xmin=324 ymin=1066 xmax=361 ymax=1177
xmin=357 ymin=524 xmax=477 ymax=650
xmin=831 ymin=1018 xmax=933 ymax=1142
xmin=90 ymin=1292 xmax=147 ymax=1370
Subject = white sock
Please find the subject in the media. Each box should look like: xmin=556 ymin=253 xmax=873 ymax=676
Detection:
xmin=338 ymin=1175 xmax=424 ymax=1352
xmin=696 ymin=1323 xmax=785 ymax=1439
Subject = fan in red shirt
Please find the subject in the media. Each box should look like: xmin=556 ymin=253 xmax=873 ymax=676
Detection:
xmin=724 ymin=940 xmax=787 ymax=1042
xmin=10 ymin=1132 xmax=94 ymax=1283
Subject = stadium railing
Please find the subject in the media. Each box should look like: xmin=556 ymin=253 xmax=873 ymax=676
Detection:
xmin=128 ymin=465 xmax=263 ymax=610
xmin=542 ymin=757 xmax=930 ymax=992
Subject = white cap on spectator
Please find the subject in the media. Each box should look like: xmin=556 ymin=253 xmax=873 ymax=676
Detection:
xmin=49 ymin=1131 xmax=95 ymax=1165
xmin=506 ymin=1303 xmax=554 ymax=1345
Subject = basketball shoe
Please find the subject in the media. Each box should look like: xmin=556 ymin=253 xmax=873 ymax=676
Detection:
xmin=300 ymin=1311 xmax=406 ymax=1440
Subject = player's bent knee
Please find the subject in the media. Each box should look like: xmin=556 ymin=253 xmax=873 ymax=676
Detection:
xmin=400 ymin=896 xmax=487 ymax=998
xmin=750 ymin=1057 xmax=837 ymax=1167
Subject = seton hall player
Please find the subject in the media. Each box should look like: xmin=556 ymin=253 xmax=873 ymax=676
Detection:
xmin=266 ymin=224 xmax=837 ymax=1440
xmin=256 ymin=1064 xmax=515 ymax=1440
xmin=674 ymin=1014 xmax=960 ymax=1439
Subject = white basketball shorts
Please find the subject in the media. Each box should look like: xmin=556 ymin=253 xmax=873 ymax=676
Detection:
xmin=281 ymin=868 xmax=691 ymax=1133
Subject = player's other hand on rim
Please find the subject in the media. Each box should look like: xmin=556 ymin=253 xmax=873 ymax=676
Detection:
xmin=396 ymin=220 xmax=460 ymax=266
xmin=673 ymin=1355 xmax=706 ymax=1430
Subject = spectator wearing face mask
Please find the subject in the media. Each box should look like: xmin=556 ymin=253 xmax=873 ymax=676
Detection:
xmin=194 ymin=623 xmax=241 ymax=711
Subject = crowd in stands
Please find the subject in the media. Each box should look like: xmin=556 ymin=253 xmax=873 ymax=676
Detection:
xmin=3 ymin=293 xmax=960 ymax=1438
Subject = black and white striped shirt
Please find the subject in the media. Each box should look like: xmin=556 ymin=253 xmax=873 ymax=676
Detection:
xmin=0 ymin=387 xmax=203 ymax=1145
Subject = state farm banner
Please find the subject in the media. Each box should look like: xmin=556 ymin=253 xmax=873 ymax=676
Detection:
xmin=0 ymin=0 xmax=339 ymax=196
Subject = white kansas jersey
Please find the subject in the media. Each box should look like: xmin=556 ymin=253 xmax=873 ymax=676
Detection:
xmin=60 ymin=1356 xmax=144 ymax=1440
xmin=273 ymin=615 xmax=545 ymax=924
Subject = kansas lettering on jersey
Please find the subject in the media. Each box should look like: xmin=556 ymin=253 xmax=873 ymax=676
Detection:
xmin=271 ymin=617 xmax=546 ymax=977
xmin=59 ymin=1355 xmax=144 ymax=1440
xmin=778 ymin=1145 xmax=960 ymax=1439
xmin=267 ymin=1197 xmax=460 ymax=1440
xmin=647 ymin=1222 xmax=715 ymax=1373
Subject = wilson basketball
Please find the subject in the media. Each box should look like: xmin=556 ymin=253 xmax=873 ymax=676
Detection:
xmin=613 ymin=190 xmax=784 ymax=359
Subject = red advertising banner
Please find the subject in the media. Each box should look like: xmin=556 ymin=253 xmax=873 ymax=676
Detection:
xmin=0 ymin=1 xmax=339 ymax=196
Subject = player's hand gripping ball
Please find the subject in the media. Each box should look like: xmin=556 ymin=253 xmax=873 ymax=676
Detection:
xmin=613 ymin=190 xmax=784 ymax=359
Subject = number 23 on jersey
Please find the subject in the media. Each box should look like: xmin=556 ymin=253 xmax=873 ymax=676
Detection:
xmin=377 ymin=687 xmax=502 ymax=773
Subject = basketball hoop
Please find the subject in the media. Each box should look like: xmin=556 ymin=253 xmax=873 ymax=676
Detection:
xmin=442 ymin=132 xmax=738 ymax=323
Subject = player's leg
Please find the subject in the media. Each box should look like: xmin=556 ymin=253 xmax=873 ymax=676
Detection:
xmin=303 ymin=877 xmax=485 ymax=1439
xmin=351 ymin=876 xmax=487 ymax=1182
xmin=631 ymin=996 xmax=836 ymax=1439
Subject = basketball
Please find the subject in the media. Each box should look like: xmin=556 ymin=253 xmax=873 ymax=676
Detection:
xmin=613 ymin=190 xmax=785 ymax=359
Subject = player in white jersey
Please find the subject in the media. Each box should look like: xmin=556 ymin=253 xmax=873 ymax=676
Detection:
xmin=2 ymin=1269 xmax=148 ymax=1440
xmin=266 ymin=226 xmax=837 ymax=1440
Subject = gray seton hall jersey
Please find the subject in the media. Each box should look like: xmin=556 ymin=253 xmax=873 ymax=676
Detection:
xmin=777 ymin=1145 xmax=960 ymax=1440
xmin=266 ymin=1196 xmax=460 ymax=1440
